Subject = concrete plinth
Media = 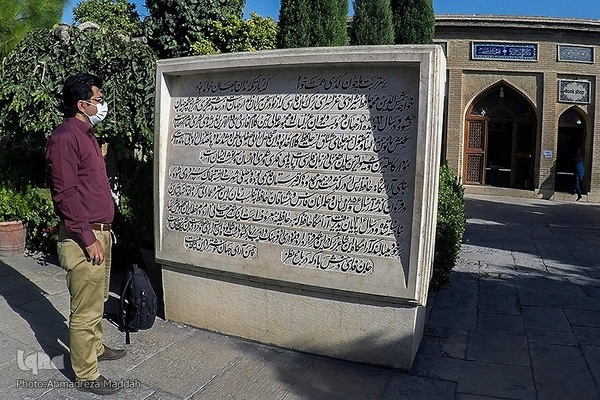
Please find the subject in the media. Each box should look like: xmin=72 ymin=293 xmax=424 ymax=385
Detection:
xmin=163 ymin=265 xmax=425 ymax=370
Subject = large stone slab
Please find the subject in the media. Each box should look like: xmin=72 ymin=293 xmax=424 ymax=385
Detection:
xmin=530 ymin=342 xmax=599 ymax=400
xmin=155 ymin=46 xmax=446 ymax=369
xmin=155 ymin=46 xmax=445 ymax=303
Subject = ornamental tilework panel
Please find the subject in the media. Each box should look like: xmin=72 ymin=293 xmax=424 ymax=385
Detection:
xmin=472 ymin=42 xmax=537 ymax=61
xmin=558 ymin=45 xmax=594 ymax=63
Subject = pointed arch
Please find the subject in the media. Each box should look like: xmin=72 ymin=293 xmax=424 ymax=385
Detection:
xmin=463 ymin=82 xmax=537 ymax=188
xmin=555 ymin=106 xmax=588 ymax=192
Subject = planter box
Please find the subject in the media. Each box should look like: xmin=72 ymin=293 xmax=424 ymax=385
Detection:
xmin=0 ymin=220 xmax=26 ymax=257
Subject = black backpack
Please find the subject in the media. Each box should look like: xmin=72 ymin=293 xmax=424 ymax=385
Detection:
xmin=118 ymin=264 xmax=157 ymax=344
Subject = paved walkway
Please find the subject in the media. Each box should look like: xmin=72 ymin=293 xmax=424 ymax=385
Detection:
xmin=1 ymin=194 xmax=599 ymax=399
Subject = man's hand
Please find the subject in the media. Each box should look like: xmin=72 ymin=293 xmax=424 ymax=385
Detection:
xmin=85 ymin=240 xmax=105 ymax=266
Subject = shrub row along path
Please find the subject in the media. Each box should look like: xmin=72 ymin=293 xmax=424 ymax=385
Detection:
xmin=0 ymin=193 xmax=599 ymax=399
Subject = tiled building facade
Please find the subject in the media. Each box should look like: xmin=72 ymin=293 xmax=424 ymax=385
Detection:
xmin=435 ymin=15 xmax=600 ymax=202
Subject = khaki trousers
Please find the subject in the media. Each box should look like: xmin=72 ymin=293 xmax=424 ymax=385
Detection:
xmin=57 ymin=224 xmax=111 ymax=381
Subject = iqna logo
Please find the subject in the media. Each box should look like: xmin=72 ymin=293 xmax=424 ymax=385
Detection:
xmin=17 ymin=350 xmax=65 ymax=375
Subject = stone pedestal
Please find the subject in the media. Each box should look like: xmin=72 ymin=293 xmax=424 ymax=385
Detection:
xmin=163 ymin=265 xmax=425 ymax=370
xmin=154 ymin=46 xmax=446 ymax=369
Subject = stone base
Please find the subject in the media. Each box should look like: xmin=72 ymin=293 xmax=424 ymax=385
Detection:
xmin=162 ymin=265 xmax=425 ymax=370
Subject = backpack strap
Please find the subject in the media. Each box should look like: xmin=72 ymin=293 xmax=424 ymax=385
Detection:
xmin=119 ymin=271 xmax=135 ymax=330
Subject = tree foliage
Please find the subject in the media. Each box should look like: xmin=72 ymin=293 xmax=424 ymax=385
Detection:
xmin=351 ymin=0 xmax=394 ymax=45
xmin=190 ymin=13 xmax=277 ymax=55
xmin=277 ymin=0 xmax=348 ymax=48
xmin=73 ymin=0 xmax=142 ymax=36
xmin=143 ymin=0 xmax=246 ymax=59
xmin=277 ymin=0 xmax=311 ymax=48
xmin=390 ymin=0 xmax=435 ymax=44
xmin=0 ymin=24 xmax=157 ymax=185
xmin=311 ymin=0 xmax=348 ymax=46
xmin=0 ymin=0 xmax=66 ymax=59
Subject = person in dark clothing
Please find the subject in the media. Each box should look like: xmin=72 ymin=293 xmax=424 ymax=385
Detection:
xmin=46 ymin=73 xmax=126 ymax=395
xmin=574 ymin=149 xmax=585 ymax=201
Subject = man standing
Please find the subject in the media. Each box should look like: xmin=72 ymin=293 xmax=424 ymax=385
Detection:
xmin=574 ymin=149 xmax=585 ymax=201
xmin=46 ymin=73 xmax=126 ymax=395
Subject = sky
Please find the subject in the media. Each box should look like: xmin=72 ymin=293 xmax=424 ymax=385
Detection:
xmin=62 ymin=0 xmax=600 ymax=24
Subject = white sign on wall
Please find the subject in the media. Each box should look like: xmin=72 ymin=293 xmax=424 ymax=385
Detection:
xmin=558 ymin=79 xmax=591 ymax=104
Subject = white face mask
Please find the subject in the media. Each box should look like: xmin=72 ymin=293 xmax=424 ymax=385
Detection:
xmin=83 ymin=101 xmax=109 ymax=126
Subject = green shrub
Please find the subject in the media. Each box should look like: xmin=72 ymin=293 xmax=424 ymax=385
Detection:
xmin=431 ymin=163 xmax=465 ymax=289
xmin=0 ymin=185 xmax=33 ymax=222
xmin=0 ymin=183 xmax=59 ymax=254
xmin=25 ymin=187 xmax=59 ymax=254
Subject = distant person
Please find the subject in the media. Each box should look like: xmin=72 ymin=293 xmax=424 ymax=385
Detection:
xmin=45 ymin=73 xmax=125 ymax=395
xmin=574 ymin=149 xmax=584 ymax=201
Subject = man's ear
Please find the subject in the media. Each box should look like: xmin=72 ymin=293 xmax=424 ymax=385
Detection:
xmin=76 ymin=100 xmax=86 ymax=114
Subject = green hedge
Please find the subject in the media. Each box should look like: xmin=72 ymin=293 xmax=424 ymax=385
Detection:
xmin=431 ymin=164 xmax=466 ymax=290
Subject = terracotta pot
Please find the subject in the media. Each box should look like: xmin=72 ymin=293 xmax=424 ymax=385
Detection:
xmin=0 ymin=220 xmax=27 ymax=257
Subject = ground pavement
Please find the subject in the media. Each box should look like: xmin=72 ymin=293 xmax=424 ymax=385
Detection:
xmin=0 ymin=194 xmax=599 ymax=399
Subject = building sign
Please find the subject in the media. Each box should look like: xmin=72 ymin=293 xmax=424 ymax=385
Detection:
xmin=472 ymin=42 xmax=537 ymax=61
xmin=558 ymin=45 xmax=594 ymax=63
xmin=542 ymin=150 xmax=553 ymax=159
xmin=559 ymin=79 xmax=591 ymax=104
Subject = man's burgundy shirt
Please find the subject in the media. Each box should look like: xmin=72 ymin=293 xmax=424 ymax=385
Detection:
xmin=46 ymin=117 xmax=114 ymax=247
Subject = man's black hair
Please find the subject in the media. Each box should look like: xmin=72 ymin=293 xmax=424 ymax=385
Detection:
xmin=61 ymin=73 xmax=103 ymax=117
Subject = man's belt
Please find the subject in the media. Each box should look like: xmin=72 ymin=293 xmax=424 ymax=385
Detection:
xmin=90 ymin=223 xmax=112 ymax=231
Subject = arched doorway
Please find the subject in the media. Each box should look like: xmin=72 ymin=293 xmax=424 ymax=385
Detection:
xmin=555 ymin=108 xmax=586 ymax=193
xmin=464 ymin=84 xmax=537 ymax=189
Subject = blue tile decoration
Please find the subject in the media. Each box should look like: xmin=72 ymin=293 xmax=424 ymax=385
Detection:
xmin=558 ymin=79 xmax=591 ymax=104
xmin=558 ymin=45 xmax=594 ymax=63
xmin=472 ymin=42 xmax=537 ymax=61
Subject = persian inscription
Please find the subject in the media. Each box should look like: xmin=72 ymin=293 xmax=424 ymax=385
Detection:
xmin=164 ymin=70 xmax=418 ymax=276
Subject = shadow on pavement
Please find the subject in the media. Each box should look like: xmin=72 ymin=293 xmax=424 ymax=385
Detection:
xmin=0 ymin=260 xmax=73 ymax=380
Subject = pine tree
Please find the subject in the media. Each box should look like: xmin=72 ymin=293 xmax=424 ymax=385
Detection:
xmin=390 ymin=0 xmax=434 ymax=44
xmin=351 ymin=0 xmax=394 ymax=45
xmin=310 ymin=0 xmax=348 ymax=47
xmin=277 ymin=0 xmax=348 ymax=49
xmin=277 ymin=0 xmax=311 ymax=48
xmin=0 ymin=0 xmax=66 ymax=59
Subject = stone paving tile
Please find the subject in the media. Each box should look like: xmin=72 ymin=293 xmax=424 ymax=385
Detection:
xmin=413 ymin=355 xmax=535 ymax=400
xmin=282 ymin=357 xmax=390 ymax=400
xmin=193 ymin=344 xmax=313 ymax=400
xmin=564 ymin=308 xmax=600 ymax=327
xmin=572 ymin=326 xmax=600 ymax=346
xmin=477 ymin=312 xmax=525 ymax=335
xmin=522 ymin=306 xmax=572 ymax=332
xmin=0 ymin=362 xmax=70 ymax=400
xmin=581 ymin=285 xmax=600 ymax=298
xmin=516 ymin=277 xmax=586 ymax=297
xmin=427 ymin=278 xmax=478 ymax=330
xmin=519 ymin=291 xmax=600 ymax=310
xmin=380 ymin=374 xmax=456 ymax=400
xmin=419 ymin=328 xmax=468 ymax=359
xmin=127 ymin=329 xmax=245 ymax=398
xmin=512 ymin=251 xmax=547 ymax=271
xmin=466 ymin=331 xmax=530 ymax=366
xmin=456 ymin=394 xmax=508 ymax=400
xmin=529 ymin=343 xmax=600 ymax=400
xmin=478 ymin=278 xmax=520 ymax=315
xmin=526 ymin=329 xmax=578 ymax=346
xmin=582 ymin=346 xmax=600 ymax=391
